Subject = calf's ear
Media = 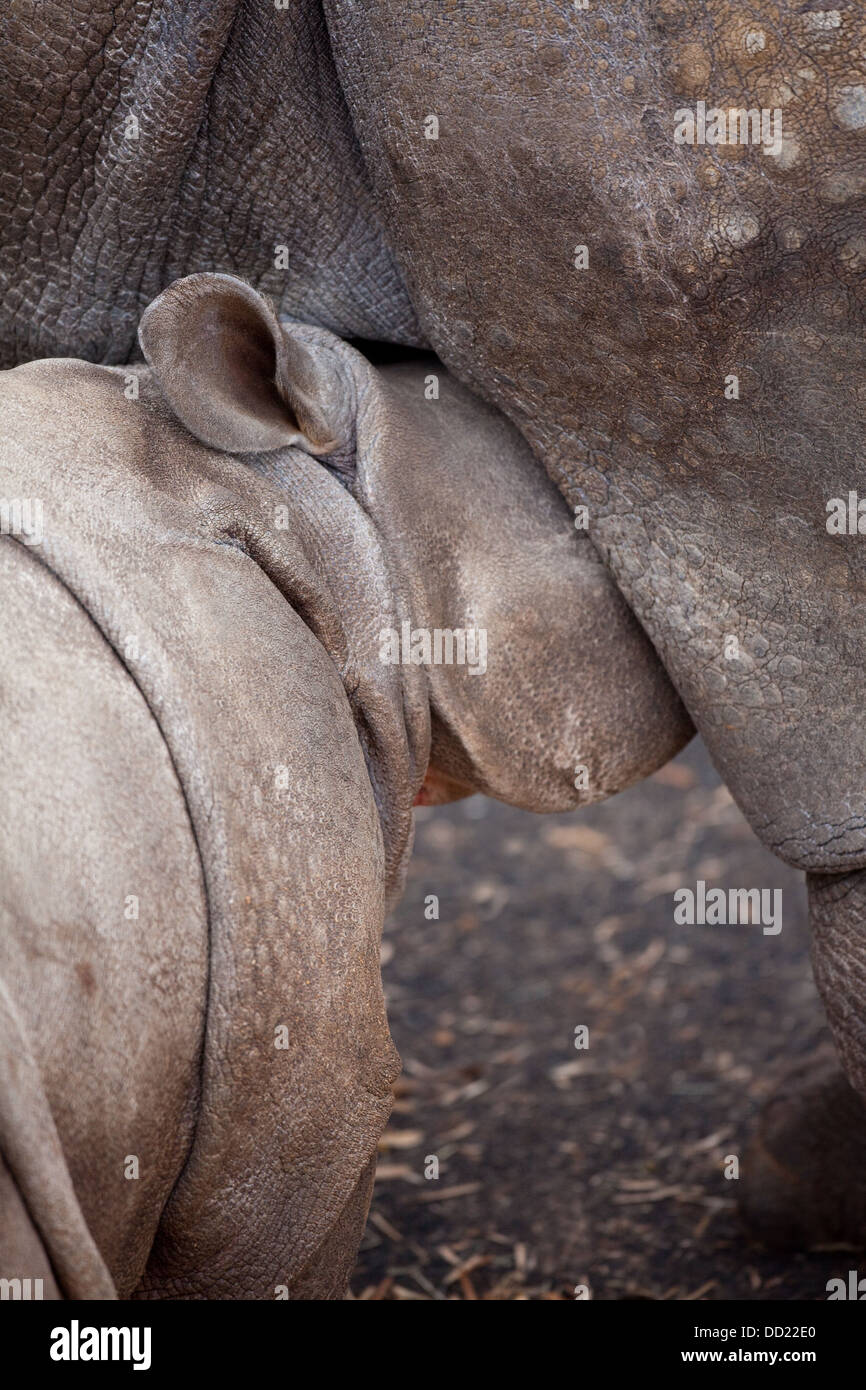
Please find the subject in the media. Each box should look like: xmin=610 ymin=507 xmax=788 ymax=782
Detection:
xmin=138 ymin=273 xmax=348 ymax=455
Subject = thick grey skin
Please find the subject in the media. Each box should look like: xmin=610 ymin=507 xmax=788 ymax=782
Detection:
xmin=0 ymin=274 xmax=689 ymax=1298
xmin=5 ymin=1 xmax=862 ymax=1244
xmin=0 ymin=0 xmax=420 ymax=366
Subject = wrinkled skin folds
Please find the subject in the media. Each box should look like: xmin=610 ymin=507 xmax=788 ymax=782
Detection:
xmin=3 ymin=0 xmax=866 ymax=1279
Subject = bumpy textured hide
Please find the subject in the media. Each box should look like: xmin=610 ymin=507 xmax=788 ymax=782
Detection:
xmin=810 ymin=869 xmax=866 ymax=1099
xmin=325 ymin=0 xmax=866 ymax=874
xmin=0 ymin=1 xmax=421 ymax=366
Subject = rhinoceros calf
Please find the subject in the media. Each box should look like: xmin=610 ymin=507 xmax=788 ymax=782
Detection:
xmin=0 ymin=273 xmax=690 ymax=1299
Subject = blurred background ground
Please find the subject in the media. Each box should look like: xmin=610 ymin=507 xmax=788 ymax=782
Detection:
xmin=350 ymin=737 xmax=851 ymax=1302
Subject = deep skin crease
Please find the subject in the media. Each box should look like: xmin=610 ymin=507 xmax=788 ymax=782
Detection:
xmin=0 ymin=0 xmax=422 ymax=365
xmin=2 ymin=1 xmax=866 ymax=1248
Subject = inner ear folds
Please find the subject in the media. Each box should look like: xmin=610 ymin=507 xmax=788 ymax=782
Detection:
xmin=138 ymin=272 xmax=346 ymax=455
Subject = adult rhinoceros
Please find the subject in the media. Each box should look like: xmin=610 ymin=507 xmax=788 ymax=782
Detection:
xmin=1 ymin=0 xmax=864 ymax=1263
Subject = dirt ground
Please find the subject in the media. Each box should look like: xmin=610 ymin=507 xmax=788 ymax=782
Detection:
xmin=350 ymin=737 xmax=851 ymax=1301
